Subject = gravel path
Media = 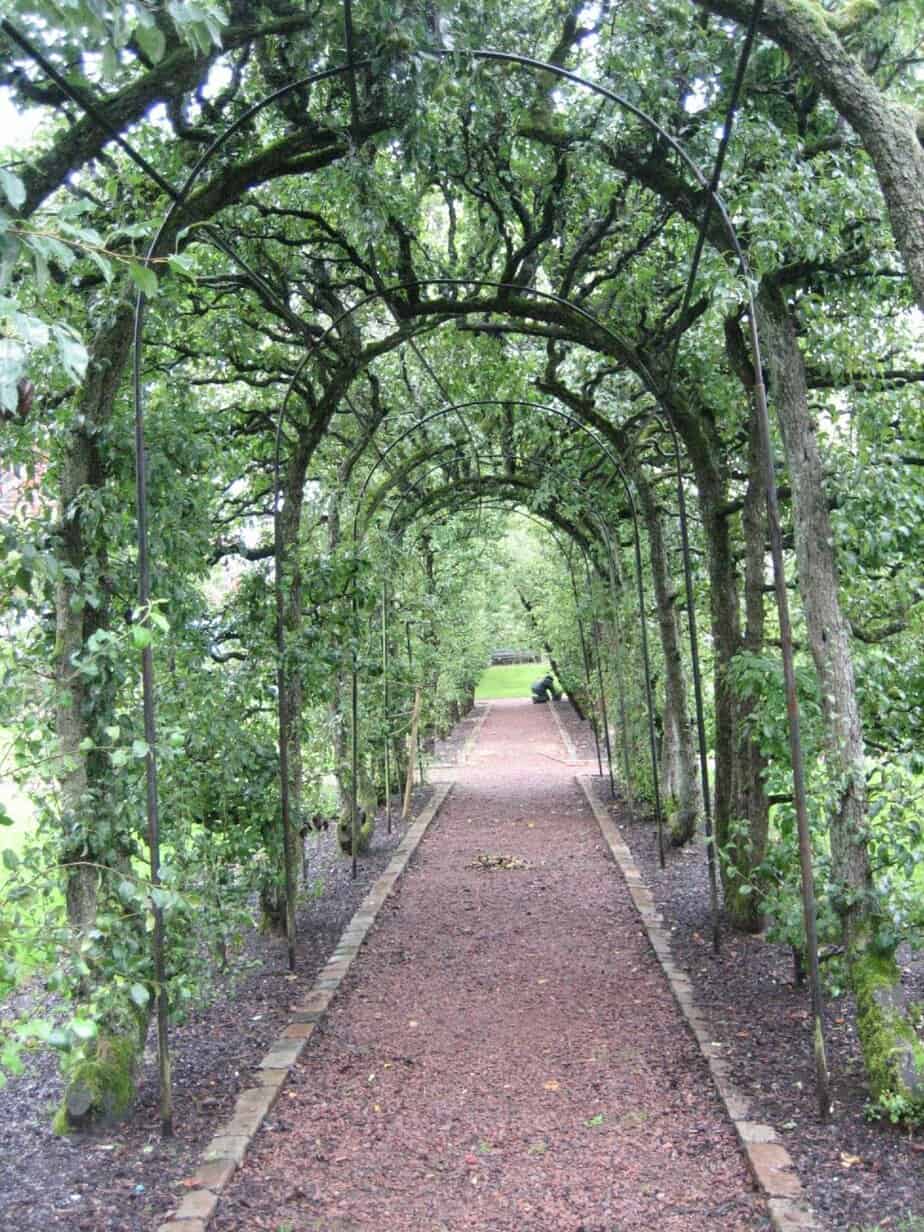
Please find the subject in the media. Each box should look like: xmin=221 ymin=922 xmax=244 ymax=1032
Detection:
xmin=211 ymin=698 xmax=769 ymax=1231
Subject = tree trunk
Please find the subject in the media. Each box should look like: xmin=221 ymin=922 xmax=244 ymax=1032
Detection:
xmin=732 ymin=409 xmax=772 ymax=925
xmin=51 ymin=298 xmax=158 ymax=1130
xmin=694 ymin=0 xmax=924 ymax=314
xmin=758 ymin=280 xmax=924 ymax=1103
xmin=673 ymin=406 xmax=751 ymax=909
xmin=721 ymin=318 xmax=773 ymax=930
xmin=634 ymin=470 xmax=701 ymax=845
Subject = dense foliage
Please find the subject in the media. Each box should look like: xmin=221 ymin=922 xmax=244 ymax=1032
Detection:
xmin=0 ymin=0 xmax=922 ymax=1128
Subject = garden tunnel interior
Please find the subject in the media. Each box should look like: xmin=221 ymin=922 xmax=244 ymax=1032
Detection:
xmin=12 ymin=0 xmax=921 ymax=1133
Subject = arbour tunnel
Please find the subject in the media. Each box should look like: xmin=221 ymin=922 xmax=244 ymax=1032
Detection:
xmin=5 ymin=0 xmax=922 ymax=1150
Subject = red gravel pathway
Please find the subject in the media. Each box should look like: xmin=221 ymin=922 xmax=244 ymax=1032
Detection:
xmin=211 ymin=699 xmax=769 ymax=1231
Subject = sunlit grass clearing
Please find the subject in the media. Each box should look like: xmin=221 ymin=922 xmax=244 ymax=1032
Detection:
xmin=476 ymin=663 xmax=553 ymax=700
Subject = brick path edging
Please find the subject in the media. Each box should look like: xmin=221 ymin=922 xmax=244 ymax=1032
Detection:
xmin=157 ymin=780 xmax=455 ymax=1232
xmin=548 ymin=698 xmax=578 ymax=762
xmin=460 ymin=701 xmax=491 ymax=764
xmin=578 ymin=776 xmax=821 ymax=1232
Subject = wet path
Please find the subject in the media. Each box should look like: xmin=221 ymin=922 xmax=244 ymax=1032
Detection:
xmin=211 ymin=700 xmax=767 ymax=1231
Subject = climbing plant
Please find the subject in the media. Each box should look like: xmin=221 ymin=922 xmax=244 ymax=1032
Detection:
xmin=0 ymin=0 xmax=922 ymax=1127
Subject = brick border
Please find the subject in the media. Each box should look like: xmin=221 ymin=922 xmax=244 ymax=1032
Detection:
xmin=548 ymin=698 xmax=578 ymax=762
xmin=459 ymin=699 xmax=491 ymax=765
xmin=157 ymin=780 xmax=454 ymax=1232
xmin=578 ymin=776 xmax=820 ymax=1232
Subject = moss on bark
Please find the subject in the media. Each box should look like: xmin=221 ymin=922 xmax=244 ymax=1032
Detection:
xmin=53 ymin=1033 xmax=142 ymax=1134
xmin=338 ymin=779 xmax=377 ymax=856
xmin=851 ymin=948 xmax=924 ymax=1112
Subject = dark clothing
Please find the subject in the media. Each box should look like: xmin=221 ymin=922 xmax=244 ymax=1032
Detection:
xmin=531 ymin=674 xmax=560 ymax=703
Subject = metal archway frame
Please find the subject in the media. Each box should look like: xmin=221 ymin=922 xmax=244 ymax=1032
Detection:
xmin=349 ymin=399 xmax=665 ymax=861
xmin=4 ymin=14 xmax=827 ymax=1122
xmin=387 ymin=487 xmax=611 ymax=784
xmin=373 ymin=453 xmax=622 ymax=789
xmin=354 ymin=445 xmax=608 ymax=867
xmin=377 ymin=484 xmax=624 ymax=806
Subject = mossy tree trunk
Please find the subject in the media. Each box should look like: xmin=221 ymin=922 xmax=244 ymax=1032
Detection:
xmin=694 ymin=0 xmax=924 ymax=316
xmin=759 ymin=281 xmax=924 ymax=1104
xmin=721 ymin=318 xmax=772 ymax=928
xmin=52 ymin=298 xmax=157 ymax=1132
xmin=672 ymin=399 xmax=765 ymax=928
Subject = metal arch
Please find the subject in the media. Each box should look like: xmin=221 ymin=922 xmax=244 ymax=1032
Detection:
xmin=376 ymin=476 xmax=615 ymax=798
xmin=377 ymin=470 xmax=608 ymax=783
xmin=348 ymin=398 xmax=665 ymax=855
xmin=4 ymin=15 xmax=827 ymax=1114
xmin=271 ymin=276 xmax=721 ymax=861
xmin=390 ymin=491 xmax=609 ymax=785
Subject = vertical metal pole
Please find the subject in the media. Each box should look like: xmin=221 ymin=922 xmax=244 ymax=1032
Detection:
xmin=568 ymin=555 xmax=602 ymax=775
xmin=664 ymin=416 xmax=720 ymax=952
xmin=382 ymin=579 xmax=392 ymax=834
xmin=406 ymin=621 xmax=424 ymax=784
xmin=585 ymin=562 xmax=616 ymax=798
xmin=351 ymin=585 xmax=359 ymax=881
xmin=131 ymin=291 xmax=172 ymax=1138
xmin=628 ymin=514 xmax=665 ymax=869
xmin=596 ymin=519 xmax=637 ymax=805
xmin=748 ymin=317 xmax=830 ymax=1119
xmin=273 ymin=410 xmax=297 ymax=970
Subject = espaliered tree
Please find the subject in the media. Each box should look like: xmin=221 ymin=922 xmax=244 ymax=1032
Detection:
xmin=0 ymin=0 xmax=922 ymax=1130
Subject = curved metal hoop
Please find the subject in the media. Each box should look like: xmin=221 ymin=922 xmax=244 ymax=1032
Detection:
xmin=6 ymin=16 xmax=826 ymax=1120
xmin=349 ymin=397 xmax=665 ymax=857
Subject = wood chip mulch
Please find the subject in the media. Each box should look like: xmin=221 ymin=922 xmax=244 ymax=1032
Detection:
xmin=211 ymin=698 xmax=769 ymax=1232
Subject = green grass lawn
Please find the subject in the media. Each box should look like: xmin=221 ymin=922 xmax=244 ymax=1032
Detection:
xmin=475 ymin=662 xmax=554 ymax=700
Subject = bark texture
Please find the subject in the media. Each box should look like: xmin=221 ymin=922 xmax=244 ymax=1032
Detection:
xmin=634 ymin=470 xmax=701 ymax=845
xmin=694 ymin=0 xmax=924 ymax=314
xmin=758 ymin=280 xmax=924 ymax=1103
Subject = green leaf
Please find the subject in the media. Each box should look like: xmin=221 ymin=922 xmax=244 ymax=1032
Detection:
xmin=0 ymin=1043 xmax=23 ymax=1075
xmin=0 ymin=170 xmax=25 ymax=211
xmin=85 ymin=247 xmax=114 ymax=285
xmin=132 ymin=739 xmax=150 ymax=760
xmin=128 ymin=262 xmax=158 ymax=298
xmin=135 ymin=23 xmax=167 ymax=62
xmin=1 ymin=849 xmax=18 ymax=871
xmin=150 ymin=886 xmax=174 ymax=911
xmin=51 ymin=325 xmax=89 ymax=383
xmin=131 ymin=624 xmax=153 ymax=649
xmin=70 ymin=1017 xmax=98 ymax=1041
xmin=129 ymin=982 xmax=150 ymax=1008
xmin=0 ymin=335 xmax=26 ymax=412
xmin=117 ymin=878 xmax=138 ymax=903
xmin=101 ymin=43 xmax=119 ymax=81
xmin=167 ymin=252 xmax=196 ymax=279
xmin=0 ymin=807 xmax=13 ymax=827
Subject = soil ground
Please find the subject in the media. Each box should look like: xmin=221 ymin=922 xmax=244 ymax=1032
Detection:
xmin=551 ymin=702 xmax=924 ymax=1232
xmin=211 ymin=698 xmax=768 ymax=1232
xmin=0 ymin=795 xmax=421 ymax=1231
xmin=0 ymin=700 xmax=920 ymax=1229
